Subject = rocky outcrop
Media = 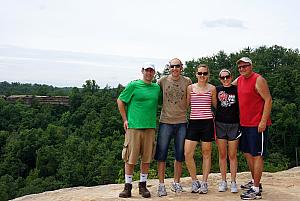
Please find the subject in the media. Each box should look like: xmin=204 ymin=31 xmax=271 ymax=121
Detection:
xmin=4 ymin=95 xmax=69 ymax=106
xmin=11 ymin=167 xmax=300 ymax=201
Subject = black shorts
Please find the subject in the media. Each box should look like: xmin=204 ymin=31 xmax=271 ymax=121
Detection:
xmin=239 ymin=126 xmax=268 ymax=157
xmin=186 ymin=119 xmax=215 ymax=142
xmin=216 ymin=121 xmax=241 ymax=141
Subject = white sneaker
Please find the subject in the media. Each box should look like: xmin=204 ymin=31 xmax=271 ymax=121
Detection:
xmin=199 ymin=182 xmax=208 ymax=194
xmin=191 ymin=180 xmax=201 ymax=193
xmin=218 ymin=180 xmax=228 ymax=192
xmin=176 ymin=183 xmax=184 ymax=193
xmin=157 ymin=184 xmax=167 ymax=197
xmin=171 ymin=182 xmax=184 ymax=193
xmin=231 ymin=181 xmax=238 ymax=193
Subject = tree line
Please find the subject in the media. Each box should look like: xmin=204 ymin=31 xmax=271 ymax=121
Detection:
xmin=0 ymin=45 xmax=299 ymax=200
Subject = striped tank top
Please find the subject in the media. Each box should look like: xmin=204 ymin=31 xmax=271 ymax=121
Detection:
xmin=190 ymin=89 xmax=213 ymax=120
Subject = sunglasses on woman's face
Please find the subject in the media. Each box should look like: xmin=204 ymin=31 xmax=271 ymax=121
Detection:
xmin=170 ymin=64 xmax=181 ymax=68
xmin=220 ymin=75 xmax=231 ymax=80
xmin=197 ymin=72 xmax=208 ymax=76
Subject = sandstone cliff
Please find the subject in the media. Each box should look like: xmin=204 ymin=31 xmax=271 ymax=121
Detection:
xmin=11 ymin=167 xmax=300 ymax=201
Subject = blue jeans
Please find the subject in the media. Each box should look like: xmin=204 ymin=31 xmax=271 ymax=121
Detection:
xmin=154 ymin=123 xmax=187 ymax=162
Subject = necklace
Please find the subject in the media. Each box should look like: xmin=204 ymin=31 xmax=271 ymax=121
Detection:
xmin=196 ymin=83 xmax=207 ymax=89
xmin=194 ymin=83 xmax=209 ymax=94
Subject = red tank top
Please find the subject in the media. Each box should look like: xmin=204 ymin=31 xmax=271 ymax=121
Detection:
xmin=237 ymin=73 xmax=271 ymax=126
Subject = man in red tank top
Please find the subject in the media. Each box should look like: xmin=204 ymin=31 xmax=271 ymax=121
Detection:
xmin=232 ymin=57 xmax=272 ymax=200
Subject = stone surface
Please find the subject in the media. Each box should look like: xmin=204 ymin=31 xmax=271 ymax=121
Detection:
xmin=11 ymin=167 xmax=300 ymax=201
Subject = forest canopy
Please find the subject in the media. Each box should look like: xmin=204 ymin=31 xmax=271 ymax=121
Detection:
xmin=0 ymin=45 xmax=299 ymax=201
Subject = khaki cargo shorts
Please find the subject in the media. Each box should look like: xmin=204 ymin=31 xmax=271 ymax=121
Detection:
xmin=122 ymin=128 xmax=156 ymax=165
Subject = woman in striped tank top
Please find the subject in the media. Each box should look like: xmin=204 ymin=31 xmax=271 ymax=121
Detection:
xmin=184 ymin=64 xmax=217 ymax=194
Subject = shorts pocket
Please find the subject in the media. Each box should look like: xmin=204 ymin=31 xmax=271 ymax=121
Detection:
xmin=122 ymin=141 xmax=129 ymax=161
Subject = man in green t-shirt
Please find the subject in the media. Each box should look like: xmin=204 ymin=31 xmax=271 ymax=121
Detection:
xmin=117 ymin=62 xmax=161 ymax=198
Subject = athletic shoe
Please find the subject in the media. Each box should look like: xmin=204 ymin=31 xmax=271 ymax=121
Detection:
xmin=199 ymin=182 xmax=208 ymax=194
xmin=241 ymin=181 xmax=253 ymax=190
xmin=240 ymin=188 xmax=262 ymax=200
xmin=241 ymin=181 xmax=263 ymax=192
xmin=171 ymin=182 xmax=184 ymax=193
xmin=191 ymin=180 xmax=201 ymax=193
xmin=231 ymin=181 xmax=238 ymax=193
xmin=176 ymin=183 xmax=184 ymax=192
xmin=218 ymin=180 xmax=228 ymax=192
xmin=157 ymin=184 xmax=167 ymax=197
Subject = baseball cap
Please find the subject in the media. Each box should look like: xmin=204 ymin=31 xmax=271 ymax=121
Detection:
xmin=142 ymin=62 xmax=155 ymax=70
xmin=236 ymin=57 xmax=252 ymax=65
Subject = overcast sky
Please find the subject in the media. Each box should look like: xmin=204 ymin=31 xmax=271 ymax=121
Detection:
xmin=1 ymin=0 xmax=300 ymax=87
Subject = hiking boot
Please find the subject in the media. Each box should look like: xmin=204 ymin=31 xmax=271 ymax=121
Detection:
xmin=157 ymin=184 xmax=167 ymax=197
xmin=241 ymin=181 xmax=263 ymax=192
xmin=240 ymin=188 xmax=262 ymax=200
xmin=191 ymin=180 xmax=201 ymax=193
xmin=199 ymin=182 xmax=208 ymax=194
xmin=139 ymin=181 xmax=151 ymax=198
xmin=231 ymin=181 xmax=238 ymax=193
xmin=218 ymin=180 xmax=228 ymax=192
xmin=171 ymin=182 xmax=184 ymax=193
xmin=119 ymin=183 xmax=132 ymax=198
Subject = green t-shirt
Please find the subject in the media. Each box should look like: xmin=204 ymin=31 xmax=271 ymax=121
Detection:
xmin=118 ymin=79 xmax=161 ymax=129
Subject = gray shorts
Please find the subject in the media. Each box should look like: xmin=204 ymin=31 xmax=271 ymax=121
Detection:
xmin=215 ymin=121 xmax=241 ymax=141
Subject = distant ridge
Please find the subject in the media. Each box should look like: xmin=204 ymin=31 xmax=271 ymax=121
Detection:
xmin=2 ymin=95 xmax=69 ymax=106
xmin=0 ymin=45 xmax=168 ymax=88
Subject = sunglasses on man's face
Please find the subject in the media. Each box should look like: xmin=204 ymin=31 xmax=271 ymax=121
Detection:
xmin=170 ymin=64 xmax=181 ymax=68
xmin=197 ymin=72 xmax=208 ymax=76
xmin=220 ymin=75 xmax=231 ymax=80
xmin=238 ymin=64 xmax=250 ymax=70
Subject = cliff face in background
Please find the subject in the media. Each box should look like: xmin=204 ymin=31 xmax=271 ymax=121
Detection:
xmin=5 ymin=95 xmax=70 ymax=106
xmin=11 ymin=167 xmax=300 ymax=201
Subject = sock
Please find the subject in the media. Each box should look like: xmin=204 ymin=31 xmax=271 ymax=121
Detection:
xmin=251 ymin=178 xmax=254 ymax=183
xmin=140 ymin=173 xmax=148 ymax=182
xmin=125 ymin=174 xmax=132 ymax=184
xmin=159 ymin=183 xmax=165 ymax=187
xmin=252 ymin=186 xmax=259 ymax=193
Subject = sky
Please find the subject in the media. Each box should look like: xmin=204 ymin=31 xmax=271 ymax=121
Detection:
xmin=0 ymin=0 xmax=300 ymax=88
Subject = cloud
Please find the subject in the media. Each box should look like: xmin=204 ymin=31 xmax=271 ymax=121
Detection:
xmin=0 ymin=45 xmax=168 ymax=87
xmin=203 ymin=18 xmax=246 ymax=29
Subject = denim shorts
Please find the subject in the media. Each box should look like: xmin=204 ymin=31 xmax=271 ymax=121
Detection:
xmin=154 ymin=123 xmax=187 ymax=162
